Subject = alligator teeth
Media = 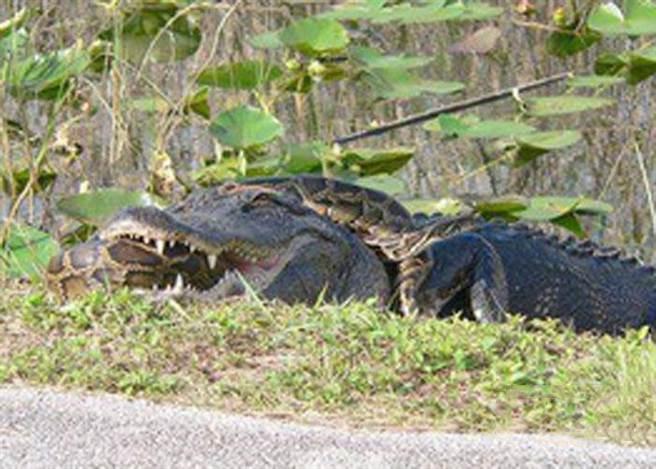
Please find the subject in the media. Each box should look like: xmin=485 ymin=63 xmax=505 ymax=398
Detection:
xmin=174 ymin=273 xmax=184 ymax=291
xmin=156 ymin=239 xmax=165 ymax=255
xmin=189 ymin=245 xmax=196 ymax=253
xmin=144 ymin=236 xmax=151 ymax=245
xmin=169 ymin=240 xmax=176 ymax=249
xmin=207 ymin=254 xmax=218 ymax=270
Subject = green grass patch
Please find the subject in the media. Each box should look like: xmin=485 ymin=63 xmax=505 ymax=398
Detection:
xmin=1 ymin=284 xmax=655 ymax=446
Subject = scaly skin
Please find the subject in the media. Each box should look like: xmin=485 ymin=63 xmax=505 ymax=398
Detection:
xmin=47 ymin=183 xmax=390 ymax=306
xmin=47 ymin=177 xmax=656 ymax=334
xmin=413 ymin=222 xmax=656 ymax=334
xmin=241 ymin=175 xmax=478 ymax=259
xmin=240 ymin=175 xmax=479 ymax=314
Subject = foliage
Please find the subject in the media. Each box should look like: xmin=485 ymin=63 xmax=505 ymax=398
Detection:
xmin=1 ymin=289 xmax=655 ymax=444
xmin=2 ymin=1 xmax=656 ymax=277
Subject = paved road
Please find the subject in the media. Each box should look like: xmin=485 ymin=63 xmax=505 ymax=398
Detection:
xmin=1 ymin=385 xmax=655 ymax=468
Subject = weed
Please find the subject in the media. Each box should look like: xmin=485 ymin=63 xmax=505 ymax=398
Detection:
xmin=1 ymin=285 xmax=655 ymax=445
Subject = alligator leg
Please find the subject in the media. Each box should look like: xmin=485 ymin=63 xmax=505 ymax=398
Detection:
xmin=413 ymin=232 xmax=509 ymax=323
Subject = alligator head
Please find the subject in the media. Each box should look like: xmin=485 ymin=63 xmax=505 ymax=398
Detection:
xmin=47 ymin=183 xmax=390 ymax=305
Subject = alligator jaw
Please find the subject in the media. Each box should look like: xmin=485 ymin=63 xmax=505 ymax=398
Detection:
xmin=47 ymin=229 xmax=293 ymax=301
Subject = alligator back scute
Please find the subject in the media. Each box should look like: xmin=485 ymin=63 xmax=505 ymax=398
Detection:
xmin=507 ymin=225 xmax=656 ymax=333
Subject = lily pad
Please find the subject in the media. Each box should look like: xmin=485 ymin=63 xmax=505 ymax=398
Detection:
xmin=1 ymin=223 xmax=59 ymax=280
xmin=282 ymin=141 xmax=330 ymax=174
xmin=6 ymin=43 xmax=91 ymax=100
xmin=515 ymin=130 xmax=582 ymax=165
xmin=425 ymin=115 xmax=535 ymax=139
xmin=475 ymin=195 xmax=529 ymax=216
xmin=341 ymin=147 xmax=415 ymax=175
xmin=588 ymin=0 xmax=656 ymax=36
xmin=57 ymin=189 xmax=163 ymax=226
xmin=209 ymin=105 xmax=284 ymax=150
xmin=526 ymin=96 xmax=614 ymax=117
xmin=364 ymin=66 xmax=464 ymax=99
xmin=99 ymin=3 xmax=201 ymax=63
xmin=278 ymin=18 xmax=350 ymax=56
xmin=567 ymin=75 xmax=625 ymax=88
xmin=197 ymin=60 xmax=283 ymax=90
xmin=354 ymin=175 xmax=407 ymax=196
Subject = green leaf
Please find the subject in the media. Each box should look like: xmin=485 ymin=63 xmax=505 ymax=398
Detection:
xmin=515 ymin=196 xmax=580 ymax=221
xmin=515 ymin=130 xmax=582 ymax=165
xmin=567 ymin=75 xmax=625 ymax=88
xmin=546 ymin=28 xmax=600 ymax=58
xmin=526 ymin=96 xmax=614 ymax=117
xmin=209 ymin=105 xmax=283 ymax=150
xmin=588 ymin=0 xmax=656 ymax=36
xmin=354 ymin=175 xmax=407 ymax=196
xmin=423 ymin=114 xmax=478 ymax=133
xmin=243 ymin=157 xmax=281 ymax=178
xmin=594 ymin=53 xmax=628 ymax=76
xmin=100 ymin=3 xmax=201 ymax=63
xmin=197 ymin=60 xmax=283 ymax=90
xmin=56 ymin=189 xmax=163 ymax=226
xmin=129 ymin=87 xmax=210 ymax=119
xmin=319 ymin=1 xmax=385 ymax=20
xmin=551 ymin=213 xmax=586 ymax=238
xmin=193 ymin=157 xmax=243 ymax=185
xmin=430 ymin=114 xmax=473 ymax=137
xmin=572 ymin=198 xmax=614 ymax=215
xmin=366 ymin=2 xmax=500 ymax=23
xmin=0 ymin=223 xmax=59 ymax=280
xmin=278 ymin=18 xmax=350 ymax=56
xmin=184 ymin=86 xmax=210 ymax=119
xmin=249 ymin=30 xmax=283 ymax=49
xmin=281 ymin=141 xmax=329 ymax=174
xmin=0 ymin=27 xmax=28 ymax=64
xmin=363 ymin=66 xmax=463 ymax=99
xmin=626 ymin=47 xmax=656 ymax=84
xmin=370 ymin=3 xmax=464 ymax=24
xmin=341 ymin=147 xmax=415 ymax=175
xmin=512 ymin=196 xmax=611 ymax=234
xmin=475 ymin=196 xmax=529 ymax=216
xmin=458 ymin=3 xmax=503 ymax=21
xmin=424 ymin=115 xmax=535 ymax=139
xmin=6 ymin=42 xmax=91 ymax=100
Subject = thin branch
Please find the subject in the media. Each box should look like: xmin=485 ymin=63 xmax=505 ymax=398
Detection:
xmin=332 ymin=71 xmax=573 ymax=146
xmin=634 ymin=141 xmax=656 ymax=240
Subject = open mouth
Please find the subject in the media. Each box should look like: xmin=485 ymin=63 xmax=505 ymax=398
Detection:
xmin=106 ymin=233 xmax=284 ymax=298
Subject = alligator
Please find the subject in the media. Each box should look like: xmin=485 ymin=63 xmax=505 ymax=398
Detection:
xmin=47 ymin=182 xmax=391 ymax=306
xmin=47 ymin=176 xmax=656 ymax=335
xmin=227 ymin=175 xmax=656 ymax=334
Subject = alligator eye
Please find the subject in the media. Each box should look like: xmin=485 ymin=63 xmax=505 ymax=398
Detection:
xmin=251 ymin=192 xmax=275 ymax=203
xmin=241 ymin=192 xmax=276 ymax=212
xmin=242 ymin=190 xmax=308 ymax=216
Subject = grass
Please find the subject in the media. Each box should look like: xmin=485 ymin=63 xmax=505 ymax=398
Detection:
xmin=1 ymin=283 xmax=655 ymax=447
